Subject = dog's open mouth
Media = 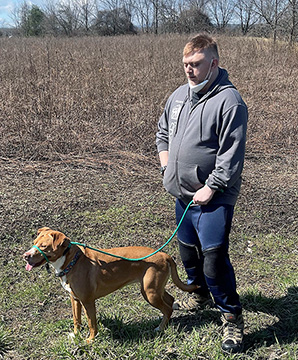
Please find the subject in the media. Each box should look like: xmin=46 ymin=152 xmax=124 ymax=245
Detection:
xmin=25 ymin=260 xmax=44 ymax=271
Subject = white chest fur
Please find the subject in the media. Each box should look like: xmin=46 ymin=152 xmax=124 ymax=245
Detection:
xmin=50 ymin=256 xmax=72 ymax=294
xmin=60 ymin=276 xmax=72 ymax=294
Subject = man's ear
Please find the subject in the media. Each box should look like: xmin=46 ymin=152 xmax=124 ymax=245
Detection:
xmin=37 ymin=227 xmax=51 ymax=235
xmin=211 ymin=58 xmax=219 ymax=69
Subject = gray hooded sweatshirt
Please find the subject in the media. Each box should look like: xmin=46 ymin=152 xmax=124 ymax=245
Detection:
xmin=156 ymin=68 xmax=248 ymax=206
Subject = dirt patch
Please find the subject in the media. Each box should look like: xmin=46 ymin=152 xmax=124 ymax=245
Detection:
xmin=1 ymin=147 xmax=296 ymax=248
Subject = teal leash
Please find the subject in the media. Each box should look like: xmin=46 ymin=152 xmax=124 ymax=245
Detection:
xmin=33 ymin=244 xmax=51 ymax=273
xmin=33 ymin=245 xmax=49 ymax=263
xmin=71 ymin=200 xmax=194 ymax=262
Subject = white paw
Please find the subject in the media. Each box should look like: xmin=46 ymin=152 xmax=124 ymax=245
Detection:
xmin=68 ymin=332 xmax=76 ymax=341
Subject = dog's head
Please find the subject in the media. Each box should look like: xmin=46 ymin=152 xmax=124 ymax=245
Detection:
xmin=23 ymin=227 xmax=70 ymax=271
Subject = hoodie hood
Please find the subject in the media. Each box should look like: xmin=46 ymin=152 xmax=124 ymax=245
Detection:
xmin=195 ymin=68 xmax=236 ymax=102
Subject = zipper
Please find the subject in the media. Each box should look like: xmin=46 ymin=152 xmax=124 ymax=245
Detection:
xmin=173 ymin=97 xmax=193 ymax=197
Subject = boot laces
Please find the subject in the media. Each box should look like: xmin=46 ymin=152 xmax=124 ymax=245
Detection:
xmin=222 ymin=314 xmax=243 ymax=344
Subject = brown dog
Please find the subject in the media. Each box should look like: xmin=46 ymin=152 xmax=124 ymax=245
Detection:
xmin=23 ymin=227 xmax=197 ymax=342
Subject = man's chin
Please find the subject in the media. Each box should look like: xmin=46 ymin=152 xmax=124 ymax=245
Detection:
xmin=188 ymin=79 xmax=198 ymax=86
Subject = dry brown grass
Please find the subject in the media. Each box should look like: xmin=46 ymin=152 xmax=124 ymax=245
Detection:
xmin=1 ymin=35 xmax=296 ymax=161
xmin=220 ymin=37 xmax=298 ymax=156
xmin=0 ymin=35 xmax=182 ymax=160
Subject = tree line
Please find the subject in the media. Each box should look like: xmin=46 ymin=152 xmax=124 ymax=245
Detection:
xmin=6 ymin=0 xmax=298 ymax=43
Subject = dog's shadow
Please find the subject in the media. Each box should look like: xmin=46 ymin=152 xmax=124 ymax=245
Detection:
xmin=97 ymin=313 xmax=164 ymax=341
xmin=97 ymin=286 xmax=298 ymax=350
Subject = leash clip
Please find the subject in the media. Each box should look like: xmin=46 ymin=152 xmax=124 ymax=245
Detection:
xmin=45 ymin=263 xmax=51 ymax=274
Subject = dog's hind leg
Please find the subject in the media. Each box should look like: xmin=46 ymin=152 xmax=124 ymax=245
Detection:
xmin=71 ymin=296 xmax=82 ymax=335
xmin=141 ymin=272 xmax=173 ymax=331
xmin=163 ymin=290 xmax=174 ymax=309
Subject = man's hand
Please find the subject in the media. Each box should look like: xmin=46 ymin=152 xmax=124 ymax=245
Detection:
xmin=193 ymin=185 xmax=216 ymax=205
xmin=159 ymin=150 xmax=169 ymax=167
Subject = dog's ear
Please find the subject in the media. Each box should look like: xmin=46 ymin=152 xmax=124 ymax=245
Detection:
xmin=51 ymin=231 xmax=70 ymax=251
xmin=37 ymin=227 xmax=51 ymax=235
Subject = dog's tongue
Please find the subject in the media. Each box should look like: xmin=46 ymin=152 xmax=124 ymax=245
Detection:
xmin=25 ymin=263 xmax=34 ymax=271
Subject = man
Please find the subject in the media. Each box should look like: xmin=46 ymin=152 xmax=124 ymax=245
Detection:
xmin=156 ymin=33 xmax=247 ymax=354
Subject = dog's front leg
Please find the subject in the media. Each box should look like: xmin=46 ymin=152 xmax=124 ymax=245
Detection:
xmin=82 ymin=301 xmax=97 ymax=343
xmin=71 ymin=296 xmax=82 ymax=335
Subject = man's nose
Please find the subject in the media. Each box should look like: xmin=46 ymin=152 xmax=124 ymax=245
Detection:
xmin=185 ymin=64 xmax=193 ymax=72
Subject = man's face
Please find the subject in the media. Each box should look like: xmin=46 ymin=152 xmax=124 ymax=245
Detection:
xmin=183 ymin=49 xmax=213 ymax=86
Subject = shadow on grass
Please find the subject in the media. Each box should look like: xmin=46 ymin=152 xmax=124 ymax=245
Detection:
xmin=241 ymin=286 xmax=298 ymax=350
xmin=97 ymin=313 xmax=162 ymax=341
xmin=96 ymin=286 xmax=298 ymax=352
xmin=97 ymin=306 xmax=220 ymax=342
xmin=170 ymin=307 xmax=220 ymax=331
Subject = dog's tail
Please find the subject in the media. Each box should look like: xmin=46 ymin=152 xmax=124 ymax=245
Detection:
xmin=167 ymin=257 xmax=198 ymax=293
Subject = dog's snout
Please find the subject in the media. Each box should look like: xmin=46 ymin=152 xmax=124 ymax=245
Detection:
xmin=23 ymin=251 xmax=32 ymax=261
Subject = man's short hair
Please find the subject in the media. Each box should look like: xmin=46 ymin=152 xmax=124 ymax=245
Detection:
xmin=183 ymin=33 xmax=219 ymax=59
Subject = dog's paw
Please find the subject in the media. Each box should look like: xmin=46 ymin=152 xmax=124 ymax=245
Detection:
xmin=68 ymin=332 xmax=76 ymax=342
xmin=86 ymin=337 xmax=95 ymax=344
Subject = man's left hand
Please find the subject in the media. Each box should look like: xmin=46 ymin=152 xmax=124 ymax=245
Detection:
xmin=193 ymin=185 xmax=216 ymax=205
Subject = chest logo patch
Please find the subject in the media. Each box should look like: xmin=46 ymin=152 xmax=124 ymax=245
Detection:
xmin=171 ymin=104 xmax=182 ymax=121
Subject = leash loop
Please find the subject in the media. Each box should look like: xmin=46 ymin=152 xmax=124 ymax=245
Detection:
xmin=33 ymin=200 xmax=193 ymax=264
xmin=71 ymin=200 xmax=194 ymax=262
xmin=33 ymin=245 xmax=50 ymax=263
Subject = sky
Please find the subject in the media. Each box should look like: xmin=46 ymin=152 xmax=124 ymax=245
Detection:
xmin=0 ymin=0 xmax=45 ymax=27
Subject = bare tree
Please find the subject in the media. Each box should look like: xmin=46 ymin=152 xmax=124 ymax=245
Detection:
xmin=93 ymin=0 xmax=136 ymax=35
xmin=287 ymin=0 xmax=298 ymax=43
xmin=234 ymin=0 xmax=259 ymax=34
xmin=183 ymin=0 xmax=211 ymax=12
xmin=152 ymin=0 xmax=159 ymax=34
xmin=207 ymin=0 xmax=236 ymax=29
xmin=43 ymin=0 xmax=81 ymax=36
xmin=131 ymin=0 xmax=154 ymax=33
xmin=253 ymin=0 xmax=288 ymax=41
xmin=94 ymin=7 xmax=135 ymax=35
xmin=132 ymin=0 xmax=178 ymax=33
xmin=10 ymin=1 xmax=29 ymax=31
xmin=158 ymin=0 xmax=180 ymax=32
xmin=133 ymin=0 xmax=163 ymax=34
xmin=177 ymin=7 xmax=213 ymax=32
xmin=78 ymin=0 xmax=97 ymax=33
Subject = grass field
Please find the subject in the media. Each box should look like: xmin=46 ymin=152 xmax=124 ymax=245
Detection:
xmin=0 ymin=34 xmax=297 ymax=359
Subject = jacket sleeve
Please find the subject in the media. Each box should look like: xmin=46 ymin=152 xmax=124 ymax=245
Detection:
xmin=206 ymin=102 xmax=248 ymax=191
xmin=156 ymin=101 xmax=170 ymax=153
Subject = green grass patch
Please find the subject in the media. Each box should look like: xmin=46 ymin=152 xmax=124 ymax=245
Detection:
xmin=1 ymin=192 xmax=297 ymax=359
xmin=0 ymin=324 xmax=13 ymax=359
xmin=2 ymin=227 xmax=297 ymax=359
